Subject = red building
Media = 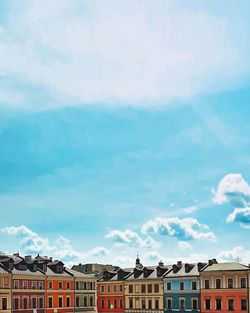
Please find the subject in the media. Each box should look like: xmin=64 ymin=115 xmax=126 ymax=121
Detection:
xmin=97 ymin=269 xmax=131 ymax=313
xmin=200 ymin=262 xmax=249 ymax=313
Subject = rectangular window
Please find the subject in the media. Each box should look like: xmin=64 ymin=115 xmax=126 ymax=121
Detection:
xmin=39 ymin=281 xmax=44 ymax=289
xmin=142 ymin=299 xmax=146 ymax=309
xmin=154 ymin=284 xmax=159 ymax=293
xmin=120 ymin=284 xmax=123 ymax=292
xmin=148 ymin=284 xmax=152 ymax=293
xmin=23 ymin=298 xmax=28 ymax=309
xmin=14 ymin=280 xmax=19 ymax=289
xmin=101 ymin=300 xmax=104 ymax=309
xmin=58 ymin=297 xmax=63 ymax=308
xmin=155 ymin=299 xmax=159 ymax=310
xmin=180 ymin=281 xmax=184 ymax=290
xmin=48 ymin=297 xmax=53 ymax=308
xmin=167 ymin=282 xmax=171 ymax=290
xmin=216 ymin=279 xmax=221 ymax=289
xmin=76 ymin=282 xmax=79 ymax=290
xmin=59 ymin=281 xmax=63 ymax=289
xmin=148 ymin=299 xmax=152 ymax=309
xmin=114 ymin=300 xmax=117 ymax=308
xmin=108 ymin=300 xmax=111 ymax=308
xmin=101 ymin=285 xmax=104 ymax=292
xmin=67 ymin=282 xmax=70 ymax=289
xmin=23 ymin=281 xmax=28 ymax=289
xmin=2 ymin=298 xmax=7 ymax=311
xmin=241 ymin=299 xmax=247 ymax=311
xmin=84 ymin=282 xmax=87 ymax=290
xmin=14 ymin=298 xmax=19 ymax=310
xmin=179 ymin=298 xmax=185 ymax=310
xmin=39 ymin=298 xmax=44 ymax=308
xmin=32 ymin=281 xmax=37 ymax=289
xmin=32 ymin=298 xmax=37 ymax=309
xmin=129 ymin=285 xmax=133 ymax=293
xmin=241 ymin=278 xmax=246 ymax=288
xmin=228 ymin=278 xmax=233 ymax=289
xmin=141 ymin=284 xmax=146 ymax=293
xmin=114 ymin=285 xmax=117 ymax=292
xmin=66 ymin=297 xmax=70 ymax=307
xmin=129 ymin=299 xmax=133 ymax=309
xmin=120 ymin=299 xmax=123 ymax=308
xmin=49 ymin=281 xmax=53 ymax=289
xmin=192 ymin=299 xmax=198 ymax=310
xmin=205 ymin=280 xmax=210 ymax=289
xmin=205 ymin=299 xmax=210 ymax=310
xmin=166 ymin=299 xmax=172 ymax=310
xmin=76 ymin=296 xmax=80 ymax=307
xmin=228 ymin=299 xmax=234 ymax=311
xmin=192 ymin=281 xmax=197 ymax=290
xmin=216 ymin=298 xmax=222 ymax=310
xmin=107 ymin=285 xmax=110 ymax=292
xmin=135 ymin=284 xmax=139 ymax=293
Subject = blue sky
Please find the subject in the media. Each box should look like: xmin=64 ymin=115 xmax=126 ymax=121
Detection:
xmin=0 ymin=0 xmax=250 ymax=266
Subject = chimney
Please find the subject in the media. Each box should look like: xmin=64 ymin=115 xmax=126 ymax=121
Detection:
xmin=177 ymin=261 xmax=182 ymax=266
xmin=185 ymin=263 xmax=190 ymax=273
xmin=158 ymin=261 xmax=164 ymax=268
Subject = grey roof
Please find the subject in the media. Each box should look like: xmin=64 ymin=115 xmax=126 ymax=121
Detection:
xmin=125 ymin=265 xmax=171 ymax=281
xmin=164 ymin=263 xmax=206 ymax=278
xmin=66 ymin=268 xmax=96 ymax=279
xmin=203 ymin=262 xmax=249 ymax=272
xmin=0 ymin=264 xmax=9 ymax=274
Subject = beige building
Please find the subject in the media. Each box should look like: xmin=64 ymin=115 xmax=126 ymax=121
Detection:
xmin=0 ymin=264 xmax=11 ymax=313
xmin=67 ymin=268 xmax=97 ymax=313
xmin=124 ymin=258 xmax=170 ymax=313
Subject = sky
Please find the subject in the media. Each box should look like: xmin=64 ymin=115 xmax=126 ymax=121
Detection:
xmin=0 ymin=0 xmax=250 ymax=267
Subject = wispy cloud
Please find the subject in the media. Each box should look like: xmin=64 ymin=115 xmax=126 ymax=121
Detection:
xmin=0 ymin=0 xmax=249 ymax=110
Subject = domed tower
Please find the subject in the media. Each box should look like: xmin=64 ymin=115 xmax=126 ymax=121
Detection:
xmin=135 ymin=254 xmax=143 ymax=269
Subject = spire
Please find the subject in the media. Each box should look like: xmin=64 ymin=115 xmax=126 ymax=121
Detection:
xmin=135 ymin=254 xmax=143 ymax=269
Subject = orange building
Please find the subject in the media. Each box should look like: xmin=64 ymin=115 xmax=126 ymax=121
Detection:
xmin=200 ymin=262 xmax=249 ymax=313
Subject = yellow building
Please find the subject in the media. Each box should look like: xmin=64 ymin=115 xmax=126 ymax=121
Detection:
xmin=124 ymin=258 xmax=170 ymax=313
xmin=0 ymin=263 xmax=11 ymax=313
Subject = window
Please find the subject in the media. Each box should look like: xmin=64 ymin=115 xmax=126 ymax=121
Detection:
xmin=67 ymin=282 xmax=70 ymax=289
xmin=59 ymin=281 xmax=63 ymax=289
xmin=84 ymin=282 xmax=87 ymax=290
xmin=241 ymin=278 xmax=246 ymax=288
xmin=154 ymin=284 xmax=159 ymax=293
xmin=90 ymin=296 xmax=94 ymax=306
xmin=76 ymin=282 xmax=79 ymax=290
xmin=120 ymin=284 xmax=123 ymax=292
xmin=48 ymin=297 xmax=53 ymax=308
xmin=216 ymin=279 xmax=221 ymax=289
xmin=148 ymin=299 xmax=152 ymax=309
xmin=101 ymin=300 xmax=104 ymax=309
xmin=228 ymin=299 xmax=234 ymax=311
xmin=39 ymin=281 xmax=43 ymax=289
xmin=228 ymin=278 xmax=233 ymax=289
xmin=216 ymin=298 xmax=222 ymax=310
xmin=76 ymin=296 xmax=80 ymax=307
xmin=192 ymin=281 xmax=197 ymax=290
xmin=205 ymin=299 xmax=210 ymax=310
xmin=141 ymin=284 xmax=146 ymax=293
xmin=129 ymin=285 xmax=133 ymax=293
xmin=179 ymin=298 xmax=185 ymax=310
xmin=32 ymin=298 xmax=37 ymax=309
xmin=2 ymin=298 xmax=7 ymax=311
xmin=114 ymin=285 xmax=117 ymax=292
xmin=129 ymin=299 xmax=133 ymax=309
xmin=192 ymin=299 xmax=198 ymax=310
xmin=180 ymin=281 xmax=184 ymax=290
xmin=39 ymin=298 xmax=43 ymax=308
xmin=148 ymin=284 xmax=152 ymax=293
xmin=14 ymin=298 xmax=19 ymax=310
xmin=167 ymin=282 xmax=171 ymax=290
xmin=23 ymin=298 xmax=28 ymax=309
xmin=23 ymin=281 xmax=28 ymax=289
xmin=114 ymin=300 xmax=117 ymax=308
xmin=58 ymin=297 xmax=63 ymax=308
xmin=107 ymin=285 xmax=111 ymax=292
xmin=241 ymin=299 xmax=247 ymax=311
xmin=120 ymin=299 xmax=123 ymax=308
xmin=155 ymin=299 xmax=159 ymax=310
xmin=101 ymin=285 xmax=104 ymax=292
xmin=108 ymin=300 xmax=111 ymax=308
xmin=49 ymin=281 xmax=53 ymax=289
xmin=135 ymin=284 xmax=139 ymax=293
xmin=205 ymin=280 xmax=210 ymax=289
xmin=84 ymin=296 xmax=87 ymax=307
xmin=142 ymin=299 xmax=146 ymax=309
xmin=14 ymin=280 xmax=19 ymax=289
xmin=66 ymin=297 xmax=70 ymax=307
xmin=166 ymin=298 xmax=172 ymax=310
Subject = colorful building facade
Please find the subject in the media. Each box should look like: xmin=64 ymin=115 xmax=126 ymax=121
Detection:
xmin=0 ymin=262 xmax=11 ymax=313
xmin=164 ymin=261 xmax=207 ymax=313
xmin=200 ymin=262 xmax=249 ymax=313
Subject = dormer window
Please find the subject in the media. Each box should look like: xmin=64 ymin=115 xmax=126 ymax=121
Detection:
xmin=43 ymin=264 xmax=47 ymax=272
xmin=9 ymin=263 xmax=14 ymax=270
xmin=19 ymin=264 xmax=27 ymax=270
xmin=33 ymin=265 xmax=37 ymax=271
xmin=56 ymin=265 xmax=63 ymax=273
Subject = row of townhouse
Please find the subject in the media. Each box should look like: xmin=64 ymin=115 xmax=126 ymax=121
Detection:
xmin=97 ymin=256 xmax=250 ymax=313
xmin=0 ymin=252 xmax=97 ymax=313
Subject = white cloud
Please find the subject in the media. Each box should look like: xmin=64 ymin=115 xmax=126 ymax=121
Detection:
xmin=141 ymin=217 xmax=216 ymax=241
xmin=178 ymin=241 xmax=192 ymax=250
xmin=217 ymin=246 xmax=250 ymax=264
xmin=0 ymin=0 xmax=249 ymax=110
xmin=143 ymin=251 xmax=162 ymax=263
xmin=2 ymin=225 xmax=109 ymax=265
xmin=106 ymin=229 xmax=159 ymax=249
xmin=213 ymin=174 xmax=250 ymax=227
xmin=183 ymin=206 xmax=197 ymax=214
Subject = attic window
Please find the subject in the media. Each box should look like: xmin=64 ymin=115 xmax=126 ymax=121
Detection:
xmin=19 ymin=264 xmax=27 ymax=270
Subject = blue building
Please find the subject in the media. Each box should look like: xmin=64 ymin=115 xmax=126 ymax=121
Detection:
xmin=163 ymin=261 xmax=207 ymax=313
